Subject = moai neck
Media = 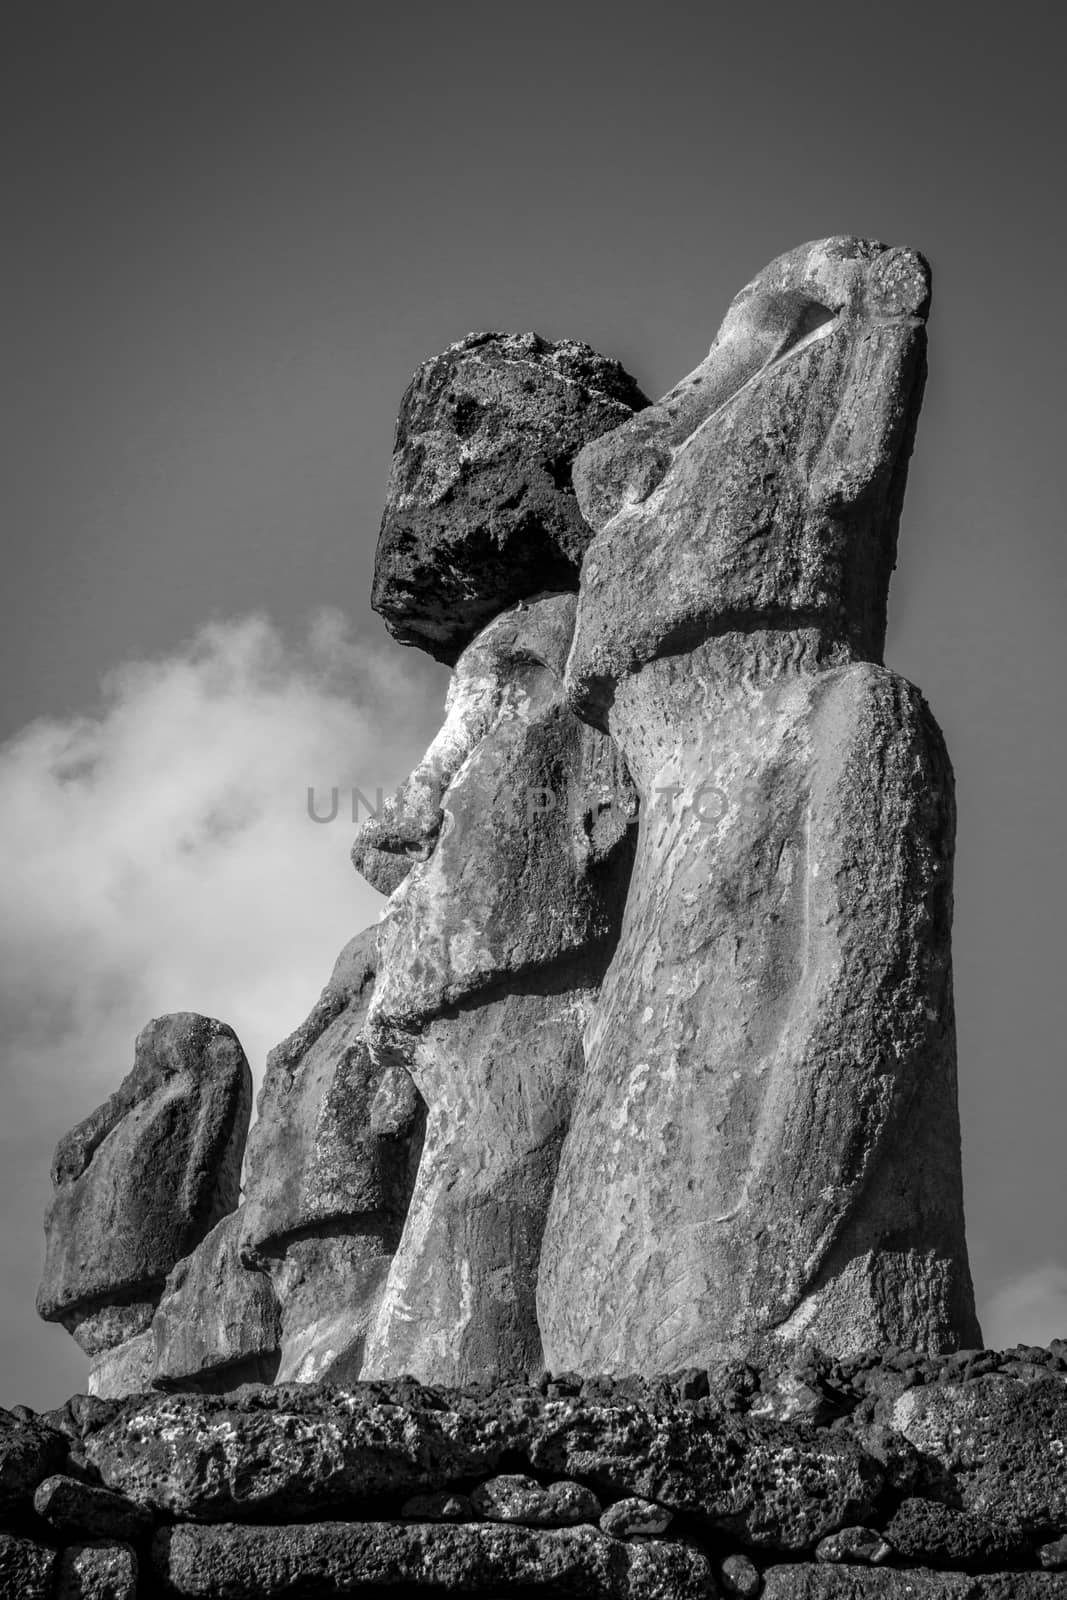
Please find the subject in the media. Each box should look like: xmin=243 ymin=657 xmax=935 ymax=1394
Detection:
xmin=607 ymin=620 xmax=861 ymax=789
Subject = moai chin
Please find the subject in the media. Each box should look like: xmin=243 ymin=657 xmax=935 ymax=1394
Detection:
xmin=537 ymin=237 xmax=983 ymax=1371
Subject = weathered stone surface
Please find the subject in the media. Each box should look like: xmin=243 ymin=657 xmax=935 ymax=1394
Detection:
xmin=38 ymin=1014 xmax=251 ymax=1357
xmin=81 ymin=1390 xmax=502 ymax=1521
xmin=526 ymin=1403 xmax=883 ymax=1550
xmin=152 ymin=1520 xmax=715 ymax=1598
xmin=540 ymin=236 xmax=980 ymax=1372
xmin=151 ymin=1212 xmax=279 ymax=1390
xmin=87 ymin=1331 xmax=155 ymax=1398
xmin=763 ymin=1571 xmax=1067 ymax=1597
xmin=0 ymin=1412 xmax=66 ymax=1519
xmin=884 ymin=1498 xmax=1030 ymax=1570
xmin=721 ymin=1552 xmax=763 ymax=1596
xmin=601 ymin=1496 xmax=674 ymax=1538
xmin=0 ymin=1532 xmax=55 ymax=1598
xmin=237 ymin=928 xmax=423 ymax=1384
xmin=888 ymin=1376 xmax=1067 ymax=1534
xmin=815 ymin=1526 xmax=893 ymax=1565
xmin=76 ymin=1385 xmax=878 ymax=1548
xmin=1041 ymin=1537 xmax=1067 ymax=1570
xmin=354 ymin=594 xmax=635 ymax=1387
xmin=372 ymin=331 xmax=649 ymax=663
xmin=55 ymin=1539 xmax=137 ymax=1600
xmin=470 ymin=1472 xmax=601 ymax=1526
xmin=34 ymin=1473 xmax=152 ymax=1541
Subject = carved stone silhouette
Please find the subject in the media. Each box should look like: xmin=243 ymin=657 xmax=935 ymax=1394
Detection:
xmin=354 ymin=593 xmax=634 ymax=1385
xmin=37 ymin=1013 xmax=251 ymax=1395
xmin=36 ymin=251 xmax=983 ymax=1403
xmin=237 ymin=929 xmax=424 ymax=1383
xmin=372 ymin=332 xmax=649 ymax=662
xmin=151 ymin=1212 xmax=279 ymax=1390
xmin=537 ymin=237 xmax=982 ymax=1370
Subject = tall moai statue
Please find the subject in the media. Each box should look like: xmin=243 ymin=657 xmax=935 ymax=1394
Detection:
xmin=538 ymin=237 xmax=982 ymax=1371
xmin=235 ymin=927 xmax=425 ymax=1384
xmin=353 ymin=333 xmax=647 ymax=1385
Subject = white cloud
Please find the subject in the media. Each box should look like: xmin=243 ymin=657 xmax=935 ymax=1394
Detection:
xmin=0 ymin=611 xmax=444 ymax=1407
xmin=981 ymin=1262 xmax=1067 ymax=1349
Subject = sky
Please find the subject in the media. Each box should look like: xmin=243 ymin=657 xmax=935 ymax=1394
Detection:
xmin=1 ymin=0 xmax=1064 ymax=1408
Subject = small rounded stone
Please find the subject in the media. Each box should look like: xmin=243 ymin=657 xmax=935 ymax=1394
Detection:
xmin=600 ymin=1496 xmax=673 ymax=1538
xmin=720 ymin=1551 xmax=762 ymax=1597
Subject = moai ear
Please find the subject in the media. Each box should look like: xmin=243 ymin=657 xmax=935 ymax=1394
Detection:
xmin=810 ymin=247 xmax=931 ymax=511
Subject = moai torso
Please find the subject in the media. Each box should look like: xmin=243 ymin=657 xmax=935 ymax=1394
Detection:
xmin=538 ymin=237 xmax=982 ymax=1370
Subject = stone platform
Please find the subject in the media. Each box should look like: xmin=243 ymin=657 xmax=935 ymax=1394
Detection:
xmin=2 ymin=1345 xmax=1067 ymax=1596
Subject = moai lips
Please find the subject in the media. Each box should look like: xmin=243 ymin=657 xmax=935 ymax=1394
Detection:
xmin=354 ymin=593 xmax=635 ymax=1386
xmin=538 ymin=237 xmax=981 ymax=1372
xmin=37 ymin=1013 xmax=251 ymax=1393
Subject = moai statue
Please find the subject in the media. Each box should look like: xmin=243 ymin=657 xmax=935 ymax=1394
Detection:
xmin=37 ymin=1014 xmax=251 ymax=1396
xmin=355 ymin=594 xmax=634 ymax=1386
xmin=235 ymin=928 xmax=425 ymax=1384
xmin=538 ymin=237 xmax=983 ymax=1372
xmin=353 ymin=332 xmax=648 ymax=1385
xmin=151 ymin=1211 xmax=280 ymax=1392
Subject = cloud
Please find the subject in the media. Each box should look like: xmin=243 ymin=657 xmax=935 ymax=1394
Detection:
xmin=0 ymin=610 xmax=445 ymax=1407
xmin=981 ymin=1263 xmax=1067 ymax=1349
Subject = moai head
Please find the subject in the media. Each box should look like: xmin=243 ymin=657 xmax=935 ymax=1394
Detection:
xmin=359 ymin=330 xmax=647 ymax=1035
xmin=37 ymin=1014 xmax=250 ymax=1363
xmin=565 ymin=237 xmax=931 ymax=723
xmin=371 ymin=331 xmax=649 ymax=663
xmin=354 ymin=592 xmax=635 ymax=1044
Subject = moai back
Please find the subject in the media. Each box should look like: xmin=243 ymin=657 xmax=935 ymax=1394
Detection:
xmin=538 ymin=238 xmax=982 ymax=1371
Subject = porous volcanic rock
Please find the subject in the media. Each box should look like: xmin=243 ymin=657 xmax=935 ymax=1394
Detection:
xmin=152 ymin=1520 xmax=714 ymax=1598
xmin=762 ymin=1571 xmax=1067 ymax=1597
xmin=469 ymin=1472 xmax=601 ymax=1526
xmin=372 ymin=331 xmax=649 ymax=663
xmin=37 ymin=1013 xmax=251 ymax=1358
xmin=55 ymin=1539 xmax=137 ymax=1600
xmin=0 ymin=1532 xmax=55 ymax=1598
xmin=34 ymin=1474 xmax=152 ymax=1543
xmin=600 ymin=1496 xmax=674 ymax=1538
xmin=887 ymin=1375 xmax=1067 ymax=1535
xmin=884 ymin=1498 xmax=1030 ymax=1570
xmin=815 ymin=1525 xmax=893 ymax=1565
xmin=0 ymin=1412 xmax=66 ymax=1520
xmin=78 ymin=1384 xmax=880 ymax=1550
